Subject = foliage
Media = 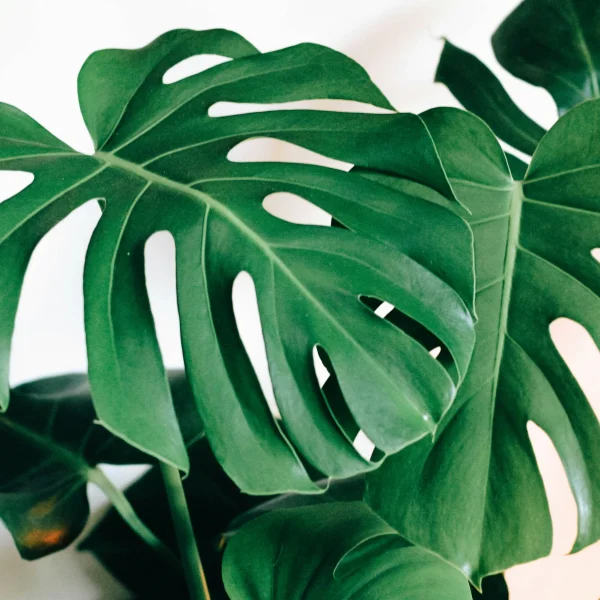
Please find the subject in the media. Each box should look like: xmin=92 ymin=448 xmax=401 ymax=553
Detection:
xmin=436 ymin=0 xmax=600 ymax=156
xmin=2 ymin=0 xmax=600 ymax=598
xmin=0 ymin=372 xmax=200 ymax=560
xmin=223 ymin=503 xmax=472 ymax=600
xmin=366 ymin=0 xmax=600 ymax=587
xmin=0 ymin=28 xmax=475 ymax=496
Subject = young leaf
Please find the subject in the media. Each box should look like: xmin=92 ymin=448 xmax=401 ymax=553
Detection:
xmin=493 ymin=0 xmax=600 ymax=115
xmin=0 ymin=371 xmax=200 ymax=560
xmin=0 ymin=29 xmax=475 ymax=493
xmin=436 ymin=40 xmax=545 ymax=155
xmin=366 ymin=103 xmax=600 ymax=585
xmin=222 ymin=502 xmax=472 ymax=600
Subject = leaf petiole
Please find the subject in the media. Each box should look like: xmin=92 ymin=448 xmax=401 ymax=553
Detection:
xmin=160 ymin=462 xmax=211 ymax=600
xmin=88 ymin=466 xmax=180 ymax=572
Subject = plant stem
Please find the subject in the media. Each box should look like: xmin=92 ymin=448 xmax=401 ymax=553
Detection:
xmin=88 ymin=466 xmax=180 ymax=572
xmin=160 ymin=462 xmax=211 ymax=600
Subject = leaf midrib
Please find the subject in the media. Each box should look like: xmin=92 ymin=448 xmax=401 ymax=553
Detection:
xmin=96 ymin=151 xmax=437 ymax=428
xmin=469 ymin=180 xmax=523 ymax=574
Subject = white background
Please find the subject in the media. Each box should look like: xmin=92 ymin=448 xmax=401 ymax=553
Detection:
xmin=0 ymin=0 xmax=599 ymax=598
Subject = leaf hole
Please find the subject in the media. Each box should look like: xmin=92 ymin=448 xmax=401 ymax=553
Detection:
xmin=429 ymin=346 xmax=442 ymax=359
xmin=549 ymin=318 xmax=600 ymax=422
xmin=313 ymin=346 xmax=382 ymax=463
xmin=10 ymin=200 xmax=100 ymax=386
xmin=209 ymin=98 xmax=393 ymax=118
xmin=227 ymin=137 xmax=352 ymax=170
xmin=262 ymin=192 xmax=332 ymax=227
xmin=591 ymin=248 xmax=600 ymax=263
xmin=0 ymin=171 xmax=34 ymax=205
xmin=144 ymin=231 xmax=184 ymax=369
xmin=232 ymin=271 xmax=280 ymax=420
xmin=312 ymin=346 xmax=330 ymax=387
xmin=359 ymin=296 xmax=456 ymax=378
xmin=162 ymin=54 xmax=232 ymax=84
xmin=353 ymin=430 xmax=375 ymax=461
xmin=527 ymin=421 xmax=578 ymax=555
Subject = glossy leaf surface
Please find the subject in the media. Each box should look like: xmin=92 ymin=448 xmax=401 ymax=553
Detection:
xmin=367 ymin=103 xmax=600 ymax=585
xmin=223 ymin=503 xmax=472 ymax=600
xmin=0 ymin=28 xmax=475 ymax=492
xmin=0 ymin=372 xmax=199 ymax=559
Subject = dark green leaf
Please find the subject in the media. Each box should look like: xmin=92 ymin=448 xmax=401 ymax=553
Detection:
xmin=493 ymin=0 xmax=600 ymax=114
xmin=0 ymin=371 xmax=200 ymax=560
xmin=0 ymin=28 xmax=475 ymax=493
xmin=366 ymin=103 xmax=600 ymax=585
xmin=470 ymin=574 xmax=509 ymax=599
xmin=436 ymin=40 xmax=545 ymax=155
xmin=81 ymin=444 xmax=363 ymax=599
xmin=81 ymin=438 xmax=264 ymax=599
xmin=222 ymin=502 xmax=472 ymax=600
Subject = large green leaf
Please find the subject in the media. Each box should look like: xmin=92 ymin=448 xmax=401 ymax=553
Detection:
xmin=223 ymin=502 xmax=471 ymax=600
xmin=493 ymin=0 xmax=600 ymax=115
xmin=0 ymin=28 xmax=475 ymax=492
xmin=366 ymin=102 xmax=600 ymax=585
xmin=0 ymin=371 xmax=200 ymax=559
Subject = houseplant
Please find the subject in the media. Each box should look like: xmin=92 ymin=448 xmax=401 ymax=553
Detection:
xmin=0 ymin=0 xmax=598 ymax=597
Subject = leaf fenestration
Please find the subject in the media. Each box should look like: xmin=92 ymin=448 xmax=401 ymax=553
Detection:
xmin=0 ymin=29 xmax=475 ymax=493
xmin=366 ymin=103 xmax=600 ymax=585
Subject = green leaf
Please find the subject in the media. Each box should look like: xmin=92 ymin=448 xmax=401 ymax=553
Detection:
xmin=493 ymin=0 xmax=600 ymax=114
xmin=436 ymin=40 xmax=545 ymax=155
xmin=366 ymin=103 xmax=600 ymax=585
xmin=0 ymin=28 xmax=475 ymax=492
xmin=0 ymin=371 xmax=200 ymax=560
xmin=81 ymin=442 xmax=363 ymax=599
xmin=222 ymin=502 xmax=472 ymax=600
xmin=81 ymin=437 xmax=263 ymax=599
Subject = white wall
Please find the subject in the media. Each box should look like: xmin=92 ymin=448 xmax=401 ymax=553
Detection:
xmin=0 ymin=0 xmax=598 ymax=598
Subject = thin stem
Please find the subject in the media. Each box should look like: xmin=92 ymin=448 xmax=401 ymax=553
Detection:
xmin=160 ymin=462 xmax=211 ymax=600
xmin=88 ymin=467 xmax=180 ymax=572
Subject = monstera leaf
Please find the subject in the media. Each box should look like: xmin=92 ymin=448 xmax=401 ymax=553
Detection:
xmin=435 ymin=0 xmax=600 ymax=157
xmin=222 ymin=502 xmax=471 ymax=600
xmin=366 ymin=103 xmax=600 ymax=585
xmin=0 ymin=29 xmax=475 ymax=493
xmin=0 ymin=371 xmax=200 ymax=559
xmin=81 ymin=443 xmax=363 ymax=599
